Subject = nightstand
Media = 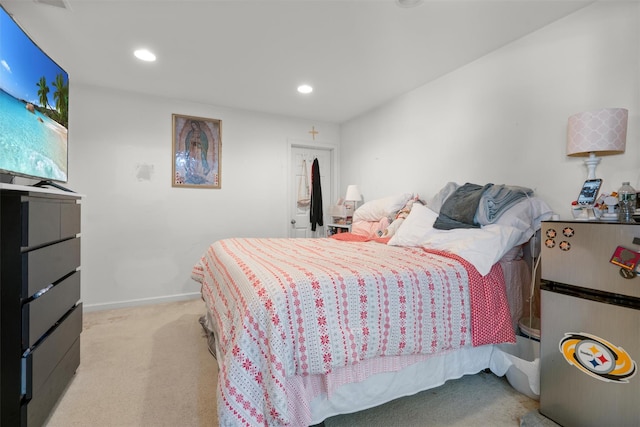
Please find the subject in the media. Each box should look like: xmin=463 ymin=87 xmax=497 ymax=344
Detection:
xmin=327 ymin=223 xmax=351 ymax=236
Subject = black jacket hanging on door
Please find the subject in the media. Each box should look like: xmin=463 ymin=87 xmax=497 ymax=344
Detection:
xmin=310 ymin=158 xmax=323 ymax=231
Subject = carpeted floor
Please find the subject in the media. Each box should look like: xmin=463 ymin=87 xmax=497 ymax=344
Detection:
xmin=323 ymin=370 xmax=540 ymax=427
xmin=44 ymin=298 xmax=219 ymax=427
xmin=44 ymin=298 xmax=552 ymax=427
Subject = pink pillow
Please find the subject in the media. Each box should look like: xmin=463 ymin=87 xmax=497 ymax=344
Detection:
xmin=351 ymin=218 xmax=390 ymax=238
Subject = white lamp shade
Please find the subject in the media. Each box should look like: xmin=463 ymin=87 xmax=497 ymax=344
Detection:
xmin=345 ymin=185 xmax=362 ymax=201
xmin=567 ymin=108 xmax=628 ymax=157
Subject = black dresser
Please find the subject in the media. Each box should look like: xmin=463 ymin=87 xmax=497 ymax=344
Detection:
xmin=0 ymin=184 xmax=82 ymax=426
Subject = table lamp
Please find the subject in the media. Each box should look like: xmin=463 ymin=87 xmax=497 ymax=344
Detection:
xmin=344 ymin=185 xmax=362 ymax=223
xmin=567 ymin=108 xmax=628 ymax=180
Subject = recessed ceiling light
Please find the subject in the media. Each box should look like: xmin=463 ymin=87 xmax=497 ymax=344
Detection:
xmin=134 ymin=49 xmax=156 ymax=62
xmin=297 ymin=84 xmax=313 ymax=94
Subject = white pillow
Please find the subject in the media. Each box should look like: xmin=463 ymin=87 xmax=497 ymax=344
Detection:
xmin=387 ymin=204 xmax=439 ymax=246
xmin=420 ymin=224 xmax=522 ymax=276
xmin=353 ymin=193 xmax=414 ymax=222
xmin=492 ymin=197 xmax=553 ymax=246
xmin=388 ymin=203 xmax=522 ymax=275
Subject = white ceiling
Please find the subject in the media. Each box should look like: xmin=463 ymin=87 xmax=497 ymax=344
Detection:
xmin=1 ymin=0 xmax=592 ymax=123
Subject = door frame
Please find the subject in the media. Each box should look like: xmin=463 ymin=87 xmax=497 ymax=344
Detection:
xmin=287 ymin=139 xmax=339 ymax=237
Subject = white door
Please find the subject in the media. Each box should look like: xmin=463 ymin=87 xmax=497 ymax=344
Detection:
xmin=289 ymin=145 xmax=334 ymax=238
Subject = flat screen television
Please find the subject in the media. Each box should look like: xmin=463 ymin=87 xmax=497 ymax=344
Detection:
xmin=0 ymin=4 xmax=69 ymax=187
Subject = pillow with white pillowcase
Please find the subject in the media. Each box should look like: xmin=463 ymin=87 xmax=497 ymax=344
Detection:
xmin=353 ymin=193 xmax=414 ymax=222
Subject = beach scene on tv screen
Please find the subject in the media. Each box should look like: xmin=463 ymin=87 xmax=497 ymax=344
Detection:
xmin=0 ymin=8 xmax=68 ymax=182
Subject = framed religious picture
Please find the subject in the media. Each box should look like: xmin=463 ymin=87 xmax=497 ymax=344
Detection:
xmin=172 ymin=114 xmax=221 ymax=188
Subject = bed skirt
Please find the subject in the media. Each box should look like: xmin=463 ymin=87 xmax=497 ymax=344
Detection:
xmin=307 ymin=344 xmax=498 ymax=424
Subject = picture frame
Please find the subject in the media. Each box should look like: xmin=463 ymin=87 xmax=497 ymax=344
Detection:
xmin=172 ymin=114 xmax=221 ymax=188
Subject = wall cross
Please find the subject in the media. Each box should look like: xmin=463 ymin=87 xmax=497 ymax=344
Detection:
xmin=309 ymin=126 xmax=319 ymax=140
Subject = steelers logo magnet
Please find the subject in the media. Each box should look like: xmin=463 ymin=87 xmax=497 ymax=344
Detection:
xmin=559 ymin=332 xmax=637 ymax=383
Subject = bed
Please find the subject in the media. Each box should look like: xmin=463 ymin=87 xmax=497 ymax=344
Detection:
xmin=192 ymin=184 xmax=552 ymax=426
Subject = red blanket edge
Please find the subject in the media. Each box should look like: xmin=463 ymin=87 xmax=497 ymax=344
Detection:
xmin=424 ymin=248 xmax=516 ymax=346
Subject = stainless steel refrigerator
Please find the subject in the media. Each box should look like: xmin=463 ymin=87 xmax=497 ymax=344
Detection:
xmin=540 ymin=221 xmax=640 ymax=427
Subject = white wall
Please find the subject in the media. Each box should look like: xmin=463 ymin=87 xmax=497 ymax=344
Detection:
xmin=62 ymin=86 xmax=339 ymax=309
xmin=21 ymin=2 xmax=637 ymax=310
xmin=340 ymin=2 xmax=640 ymax=215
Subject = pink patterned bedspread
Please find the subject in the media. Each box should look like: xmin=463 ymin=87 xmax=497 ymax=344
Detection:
xmin=192 ymin=238 xmax=514 ymax=427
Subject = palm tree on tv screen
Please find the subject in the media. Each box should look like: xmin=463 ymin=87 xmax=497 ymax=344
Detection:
xmin=37 ymin=76 xmax=50 ymax=109
xmin=32 ymin=74 xmax=68 ymax=129
xmin=52 ymin=73 xmax=68 ymax=126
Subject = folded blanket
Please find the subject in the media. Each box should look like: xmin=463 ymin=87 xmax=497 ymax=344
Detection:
xmin=476 ymin=184 xmax=533 ymax=224
xmin=433 ymin=183 xmax=493 ymax=230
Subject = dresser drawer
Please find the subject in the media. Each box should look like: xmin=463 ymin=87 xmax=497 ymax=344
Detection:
xmin=21 ymin=198 xmax=80 ymax=248
xmin=24 ymin=337 xmax=80 ymax=427
xmin=22 ymin=271 xmax=81 ymax=349
xmin=23 ymin=237 xmax=80 ymax=298
xmin=23 ymin=303 xmax=82 ymax=400
xmin=60 ymin=200 xmax=81 ymax=240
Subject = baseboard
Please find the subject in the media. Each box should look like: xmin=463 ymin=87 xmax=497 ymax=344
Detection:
xmin=82 ymin=292 xmax=201 ymax=312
